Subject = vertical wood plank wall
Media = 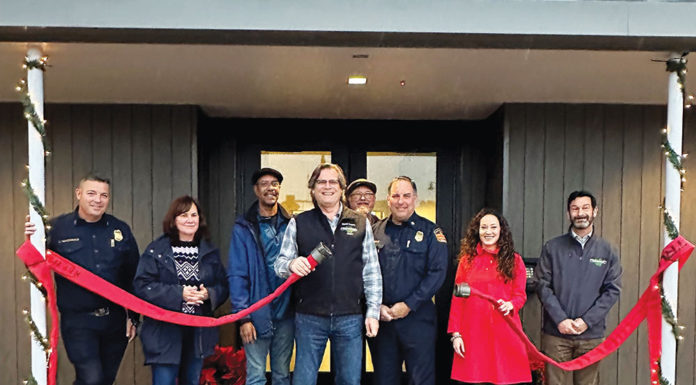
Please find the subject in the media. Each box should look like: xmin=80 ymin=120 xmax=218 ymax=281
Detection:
xmin=503 ymin=103 xmax=696 ymax=385
xmin=3 ymin=101 xmax=696 ymax=385
xmin=0 ymin=103 xmax=197 ymax=385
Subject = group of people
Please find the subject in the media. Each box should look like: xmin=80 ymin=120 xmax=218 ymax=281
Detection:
xmin=25 ymin=164 xmax=622 ymax=385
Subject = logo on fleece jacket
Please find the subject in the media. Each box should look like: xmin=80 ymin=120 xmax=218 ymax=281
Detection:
xmin=589 ymin=258 xmax=607 ymax=267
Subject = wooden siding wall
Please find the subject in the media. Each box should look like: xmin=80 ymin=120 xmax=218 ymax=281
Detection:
xmin=0 ymin=103 xmax=197 ymax=385
xmin=503 ymin=103 xmax=696 ymax=385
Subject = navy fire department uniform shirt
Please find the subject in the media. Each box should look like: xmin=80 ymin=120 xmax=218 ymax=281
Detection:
xmin=372 ymin=212 xmax=448 ymax=315
xmin=47 ymin=209 xmax=140 ymax=319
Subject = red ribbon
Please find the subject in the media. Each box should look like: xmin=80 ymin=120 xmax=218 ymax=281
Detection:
xmin=467 ymin=235 xmax=693 ymax=384
xmin=17 ymin=236 xmax=694 ymax=385
xmin=18 ymin=242 xmax=60 ymax=385
xmin=16 ymin=240 xmax=320 ymax=385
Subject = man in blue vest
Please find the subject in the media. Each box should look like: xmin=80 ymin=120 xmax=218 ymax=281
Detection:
xmin=228 ymin=168 xmax=293 ymax=385
xmin=274 ymin=163 xmax=382 ymax=385
xmin=369 ymin=176 xmax=448 ymax=385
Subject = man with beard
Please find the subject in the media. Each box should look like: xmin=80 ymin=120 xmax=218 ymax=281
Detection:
xmin=228 ymin=168 xmax=294 ymax=385
xmin=535 ymin=190 xmax=622 ymax=385
xmin=346 ymin=178 xmax=379 ymax=224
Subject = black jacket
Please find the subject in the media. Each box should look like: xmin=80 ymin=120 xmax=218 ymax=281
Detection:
xmin=134 ymin=234 xmax=229 ymax=364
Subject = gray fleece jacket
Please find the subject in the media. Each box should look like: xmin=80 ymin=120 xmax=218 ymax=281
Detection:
xmin=535 ymin=231 xmax=622 ymax=339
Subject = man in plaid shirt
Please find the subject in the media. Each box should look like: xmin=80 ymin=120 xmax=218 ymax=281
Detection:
xmin=275 ymin=163 xmax=382 ymax=385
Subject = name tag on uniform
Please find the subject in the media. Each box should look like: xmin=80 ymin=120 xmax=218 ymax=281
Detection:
xmin=57 ymin=238 xmax=80 ymax=244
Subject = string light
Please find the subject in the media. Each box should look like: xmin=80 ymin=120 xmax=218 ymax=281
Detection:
xmin=17 ymin=54 xmax=54 ymax=384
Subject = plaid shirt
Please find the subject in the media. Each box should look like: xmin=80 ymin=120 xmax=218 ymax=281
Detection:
xmin=274 ymin=205 xmax=382 ymax=320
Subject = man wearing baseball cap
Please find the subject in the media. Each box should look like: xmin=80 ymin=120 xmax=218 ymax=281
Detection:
xmin=228 ymin=168 xmax=294 ymax=385
xmin=346 ymin=178 xmax=379 ymax=225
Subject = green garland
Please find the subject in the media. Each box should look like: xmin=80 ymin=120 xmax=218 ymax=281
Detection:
xmin=661 ymin=137 xmax=684 ymax=173
xmin=662 ymin=210 xmax=679 ymax=241
xmin=22 ymin=271 xmax=47 ymax=297
xmin=21 ymin=179 xmax=50 ymax=228
xmin=659 ymin=283 xmax=683 ymax=342
xmin=23 ymin=376 xmax=38 ymax=385
xmin=660 ymin=372 xmax=669 ymax=385
xmin=16 ymin=80 xmax=51 ymax=153
xmin=23 ymin=56 xmax=48 ymax=72
xmin=658 ymin=361 xmax=671 ymax=385
xmin=665 ymin=54 xmax=688 ymax=92
xmin=23 ymin=310 xmax=50 ymax=354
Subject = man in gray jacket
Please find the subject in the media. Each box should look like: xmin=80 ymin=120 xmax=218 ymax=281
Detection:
xmin=535 ymin=190 xmax=622 ymax=385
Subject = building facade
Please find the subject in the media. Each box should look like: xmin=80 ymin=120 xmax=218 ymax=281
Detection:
xmin=2 ymin=1 xmax=696 ymax=384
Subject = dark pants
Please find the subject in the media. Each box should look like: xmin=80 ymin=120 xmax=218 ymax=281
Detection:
xmin=368 ymin=314 xmax=436 ymax=385
xmin=61 ymin=310 xmax=128 ymax=385
xmin=541 ymin=333 xmax=603 ymax=385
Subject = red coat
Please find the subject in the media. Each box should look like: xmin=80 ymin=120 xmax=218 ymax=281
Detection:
xmin=447 ymin=244 xmax=531 ymax=384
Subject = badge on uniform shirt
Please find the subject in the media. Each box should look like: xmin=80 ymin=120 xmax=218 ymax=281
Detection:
xmin=434 ymin=228 xmax=447 ymax=243
xmin=414 ymin=231 xmax=424 ymax=242
xmin=113 ymin=229 xmax=123 ymax=242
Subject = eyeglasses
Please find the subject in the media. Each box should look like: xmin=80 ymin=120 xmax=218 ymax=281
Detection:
xmin=315 ymin=179 xmax=340 ymax=186
xmin=349 ymin=192 xmax=375 ymax=199
xmin=257 ymin=180 xmax=281 ymax=188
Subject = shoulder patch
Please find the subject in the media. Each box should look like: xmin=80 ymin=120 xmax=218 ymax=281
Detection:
xmin=434 ymin=228 xmax=447 ymax=243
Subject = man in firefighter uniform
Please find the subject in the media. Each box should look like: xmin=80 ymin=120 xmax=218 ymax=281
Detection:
xmin=369 ymin=176 xmax=448 ymax=385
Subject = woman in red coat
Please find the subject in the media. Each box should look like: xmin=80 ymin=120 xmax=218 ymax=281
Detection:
xmin=448 ymin=208 xmax=530 ymax=384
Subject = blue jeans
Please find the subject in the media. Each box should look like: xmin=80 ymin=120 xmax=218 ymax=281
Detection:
xmin=293 ymin=313 xmax=363 ymax=385
xmin=244 ymin=318 xmax=295 ymax=385
xmin=151 ymin=328 xmax=203 ymax=385
xmin=151 ymin=360 xmax=203 ymax=385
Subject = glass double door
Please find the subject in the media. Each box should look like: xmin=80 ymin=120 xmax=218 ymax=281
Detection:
xmin=203 ymin=116 xmax=499 ymax=385
xmin=236 ymin=143 xmax=445 ymax=380
xmin=260 ymin=151 xmax=437 ymax=223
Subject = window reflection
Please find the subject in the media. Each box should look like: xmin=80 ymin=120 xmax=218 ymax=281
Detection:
xmin=367 ymin=152 xmax=437 ymax=222
xmin=261 ymin=151 xmax=332 ymax=215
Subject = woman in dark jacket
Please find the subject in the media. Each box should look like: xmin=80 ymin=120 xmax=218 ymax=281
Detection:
xmin=134 ymin=195 xmax=229 ymax=385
